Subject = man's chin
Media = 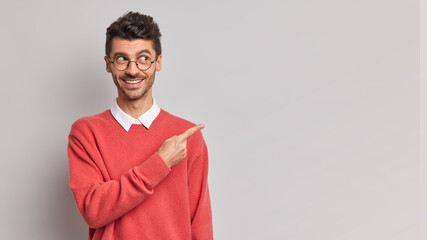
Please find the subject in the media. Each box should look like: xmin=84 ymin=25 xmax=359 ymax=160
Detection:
xmin=118 ymin=83 xmax=152 ymax=101
xmin=124 ymin=94 xmax=143 ymax=101
xmin=121 ymin=90 xmax=146 ymax=101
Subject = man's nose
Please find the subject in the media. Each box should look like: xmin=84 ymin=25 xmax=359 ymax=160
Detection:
xmin=125 ymin=61 xmax=140 ymax=75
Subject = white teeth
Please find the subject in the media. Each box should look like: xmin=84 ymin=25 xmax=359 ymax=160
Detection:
xmin=124 ymin=79 xmax=143 ymax=84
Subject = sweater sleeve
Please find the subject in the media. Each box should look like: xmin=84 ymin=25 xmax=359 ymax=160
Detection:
xmin=67 ymin=120 xmax=171 ymax=229
xmin=187 ymin=131 xmax=213 ymax=239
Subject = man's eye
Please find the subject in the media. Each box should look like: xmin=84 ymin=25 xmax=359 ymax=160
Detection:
xmin=138 ymin=56 xmax=149 ymax=62
xmin=116 ymin=56 xmax=126 ymax=62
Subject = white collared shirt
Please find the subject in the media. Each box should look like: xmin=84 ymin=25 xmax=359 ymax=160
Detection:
xmin=110 ymin=98 xmax=161 ymax=132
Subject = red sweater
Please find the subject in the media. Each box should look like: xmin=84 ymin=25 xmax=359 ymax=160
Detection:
xmin=68 ymin=109 xmax=213 ymax=240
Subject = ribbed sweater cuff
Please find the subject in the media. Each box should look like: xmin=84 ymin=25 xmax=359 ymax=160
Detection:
xmin=137 ymin=152 xmax=171 ymax=188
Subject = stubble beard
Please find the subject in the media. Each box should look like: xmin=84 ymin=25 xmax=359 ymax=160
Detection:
xmin=114 ymin=71 xmax=156 ymax=101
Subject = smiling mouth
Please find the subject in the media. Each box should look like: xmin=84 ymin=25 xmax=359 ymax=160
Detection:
xmin=123 ymin=79 xmax=144 ymax=84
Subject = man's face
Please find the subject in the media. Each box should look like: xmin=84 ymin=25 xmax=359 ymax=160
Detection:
xmin=104 ymin=38 xmax=162 ymax=101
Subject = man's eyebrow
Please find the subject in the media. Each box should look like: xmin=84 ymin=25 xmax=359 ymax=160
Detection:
xmin=112 ymin=50 xmax=153 ymax=59
xmin=136 ymin=49 xmax=153 ymax=56
xmin=111 ymin=52 xmax=127 ymax=59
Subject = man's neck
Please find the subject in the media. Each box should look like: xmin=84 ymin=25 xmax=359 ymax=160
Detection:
xmin=116 ymin=94 xmax=154 ymax=119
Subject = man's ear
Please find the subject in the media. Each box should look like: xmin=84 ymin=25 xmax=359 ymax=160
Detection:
xmin=155 ymin=54 xmax=162 ymax=71
xmin=104 ymin=56 xmax=112 ymax=73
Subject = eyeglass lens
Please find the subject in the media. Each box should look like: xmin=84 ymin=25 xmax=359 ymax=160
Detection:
xmin=112 ymin=56 xmax=153 ymax=71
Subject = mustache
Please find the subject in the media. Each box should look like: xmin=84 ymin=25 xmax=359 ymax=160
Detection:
xmin=121 ymin=74 xmax=146 ymax=79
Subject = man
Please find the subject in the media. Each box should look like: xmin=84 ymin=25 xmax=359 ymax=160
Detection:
xmin=68 ymin=12 xmax=213 ymax=240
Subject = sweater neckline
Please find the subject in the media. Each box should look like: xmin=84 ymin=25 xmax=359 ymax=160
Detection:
xmin=124 ymin=109 xmax=166 ymax=132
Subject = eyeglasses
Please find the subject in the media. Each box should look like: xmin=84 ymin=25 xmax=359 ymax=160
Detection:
xmin=108 ymin=55 xmax=156 ymax=71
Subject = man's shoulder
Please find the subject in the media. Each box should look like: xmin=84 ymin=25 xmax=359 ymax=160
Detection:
xmin=70 ymin=110 xmax=113 ymax=135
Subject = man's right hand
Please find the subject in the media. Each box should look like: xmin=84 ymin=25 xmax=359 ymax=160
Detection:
xmin=157 ymin=124 xmax=205 ymax=168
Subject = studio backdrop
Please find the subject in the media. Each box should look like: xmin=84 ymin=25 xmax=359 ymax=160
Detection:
xmin=0 ymin=0 xmax=422 ymax=239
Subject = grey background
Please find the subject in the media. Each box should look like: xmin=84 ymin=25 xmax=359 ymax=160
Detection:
xmin=0 ymin=0 xmax=421 ymax=239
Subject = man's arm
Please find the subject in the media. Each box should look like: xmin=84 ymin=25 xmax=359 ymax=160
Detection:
xmin=187 ymin=131 xmax=213 ymax=239
xmin=68 ymin=119 xmax=204 ymax=229
xmin=68 ymin=129 xmax=170 ymax=228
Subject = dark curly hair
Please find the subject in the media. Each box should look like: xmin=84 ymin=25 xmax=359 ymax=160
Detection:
xmin=105 ymin=12 xmax=162 ymax=58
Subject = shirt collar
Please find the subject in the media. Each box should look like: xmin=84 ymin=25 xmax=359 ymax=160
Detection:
xmin=110 ymin=98 xmax=161 ymax=132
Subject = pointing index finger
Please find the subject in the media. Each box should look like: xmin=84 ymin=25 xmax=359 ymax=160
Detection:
xmin=179 ymin=124 xmax=205 ymax=140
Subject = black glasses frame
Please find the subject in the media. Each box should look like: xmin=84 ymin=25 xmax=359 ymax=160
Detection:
xmin=107 ymin=56 xmax=156 ymax=71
